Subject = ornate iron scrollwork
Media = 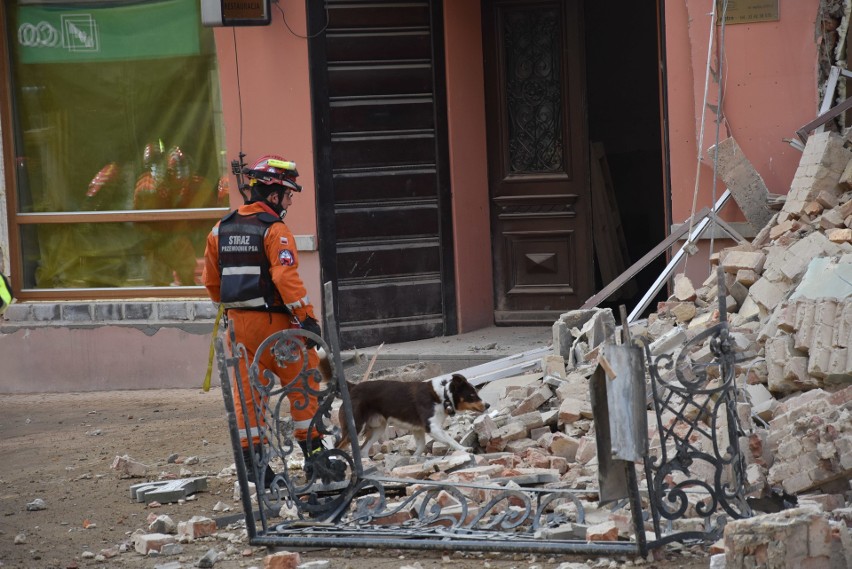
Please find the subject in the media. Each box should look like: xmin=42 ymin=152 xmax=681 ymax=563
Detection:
xmin=641 ymin=269 xmax=752 ymax=545
xmin=218 ymin=325 xmax=358 ymax=528
xmin=215 ymin=284 xmax=647 ymax=555
xmin=218 ymin=276 xmax=753 ymax=554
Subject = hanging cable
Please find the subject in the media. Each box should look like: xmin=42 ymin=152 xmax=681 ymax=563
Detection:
xmin=230 ymin=28 xmax=251 ymax=202
xmin=683 ymin=0 xmax=719 ymax=274
xmin=275 ymin=1 xmax=329 ymax=39
xmin=233 ymin=27 xmax=244 ymax=155
xmin=708 ymin=0 xmax=730 ymax=262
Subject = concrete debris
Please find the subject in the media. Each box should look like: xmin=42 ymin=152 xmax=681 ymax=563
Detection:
xmin=723 ymin=505 xmax=852 ymax=569
xmin=296 ymin=561 xmax=331 ymax=569
xmin=26 ymin=497 xmax=46 ymax=511
xmin=264 ymin=550 xmax=301 ymax=569
xmin=111 ymin=454 xmax=149 ymax=478
xmin=133 ymin=532 xmax=176 ymax=555
xmin=130 ymin=476 xmax=208 ymax=504
xmin=177 ymin=515 xmax=217 ymax=540
xmin=765 ymin=386 xmax=852 ymax=494
xmin=147 ymin=513 xmax=177 ymax=534
xmin=709 ymin=137 xmax=774 ymax=231
xmin=197 ymin=547 xmax=220 ymax=568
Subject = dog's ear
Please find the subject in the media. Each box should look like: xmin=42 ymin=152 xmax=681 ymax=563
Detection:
xmin=450 ymin=373 xmax=466 ymax=385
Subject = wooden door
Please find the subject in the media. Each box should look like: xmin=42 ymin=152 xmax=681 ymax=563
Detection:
xmin=483 ymin=0 xmax=592 ymax=324
xmin=308 ymin=0 xmax=456 ymax=349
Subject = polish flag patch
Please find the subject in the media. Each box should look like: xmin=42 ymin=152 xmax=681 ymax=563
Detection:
xmin=280 ymin=236 xmax=289 ymax=245
xmin=279 ymin=249 xmax=295 ymax=266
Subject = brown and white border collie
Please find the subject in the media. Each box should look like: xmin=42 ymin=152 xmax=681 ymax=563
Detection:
xmin=336 ymin=373 xmax=490 ymax=458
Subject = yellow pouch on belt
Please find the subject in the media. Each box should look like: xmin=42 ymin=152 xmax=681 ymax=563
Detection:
xmin=0 ymin=273 xmax=13 ymax=315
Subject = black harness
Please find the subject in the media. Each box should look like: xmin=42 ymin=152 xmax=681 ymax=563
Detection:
xmin=217 ymin=210 xmax=288 ymax=313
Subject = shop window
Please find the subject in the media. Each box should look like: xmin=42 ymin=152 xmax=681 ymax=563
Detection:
xmin=4 ymin=0 xmax=228 ymax=297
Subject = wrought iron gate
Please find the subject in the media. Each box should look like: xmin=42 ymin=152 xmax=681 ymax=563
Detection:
xmin=216 ymin=274 xmax=750 ymax=555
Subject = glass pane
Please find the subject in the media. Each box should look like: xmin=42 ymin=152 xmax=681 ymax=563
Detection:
xmin=20 ymin=220 xmax=214 ymax=288
xmin=503 ymin=6 xmax=564 ymax=173
xmin=9 ymin=0 xmax=227 ymax=214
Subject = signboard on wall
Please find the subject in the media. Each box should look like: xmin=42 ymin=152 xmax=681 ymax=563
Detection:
xmin=718 ymin=0 xmax=779 ymax=25
xmin=200 ymin=0 xmax=271 ymax=26
xmin=16 ymin=0 xmax=200 ymax=64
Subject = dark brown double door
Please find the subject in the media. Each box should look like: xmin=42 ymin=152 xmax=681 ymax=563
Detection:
xmin=309 ymin=0 xmax=591 ymax=348
xmin=484 ymin=0 xmax=593 ymax=324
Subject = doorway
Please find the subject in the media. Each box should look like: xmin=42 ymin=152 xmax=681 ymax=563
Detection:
xmin=482 ymin=0 xmax=667 ymax=324
xmin=483 ymin=0 xmax=593 ymax=325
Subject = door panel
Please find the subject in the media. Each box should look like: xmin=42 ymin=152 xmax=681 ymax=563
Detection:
xmin=338 ymin=279 xmax=444 ymax=322
xmin=326 ymin=4 xmax=430 ymax=28
xmin=327 ymin=32 xmax=432 ymax=62
xmin=327 ymin=65 xmax=433 ymax=97
xmin=334 ymin=205 xmax=439 ymax=240
xmin=336 ymin=242 xmax=441 ymax=279
xmin=483 ymin=0 xmax=592 ymax=324
xmin=330 ymin=100 xmax=435 ymax=133
xmin=332 ymin=134 xmax=437 ymax=169
xmin=309 ymin=0 xmax=456 ymax=349
xmin=332 ymin=171 xmax=437 ymax=202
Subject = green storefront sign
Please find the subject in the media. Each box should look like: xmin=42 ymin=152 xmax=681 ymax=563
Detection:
xmin=15 ymin=0 xmax=200 ymax=64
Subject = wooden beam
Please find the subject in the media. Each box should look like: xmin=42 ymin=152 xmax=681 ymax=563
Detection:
xmin=796 ymin=94 xmax=852 ymax=143
xmin=815 ymin=66 xmax=841 ymax=136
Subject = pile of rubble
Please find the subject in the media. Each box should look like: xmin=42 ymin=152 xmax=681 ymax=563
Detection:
xmin=337 ymin=130 xmax=852 ymax=567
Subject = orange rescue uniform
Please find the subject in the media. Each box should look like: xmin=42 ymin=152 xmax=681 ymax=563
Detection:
xmin=202 ymin=201 xmax=320 ymax=448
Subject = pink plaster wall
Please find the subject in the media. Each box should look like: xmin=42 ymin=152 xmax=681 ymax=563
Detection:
xmin=0 ymin=327 xmax=213 ymax=393
xmin=443 ymin=0 xmax=494 ymax=332
xmin=213 ymin=1 xmax=321 ymax=317
xmin=665 ymin=0 xmax=819 ymax=282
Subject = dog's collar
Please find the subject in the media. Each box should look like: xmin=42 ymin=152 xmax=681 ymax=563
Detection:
xmin=440 ymin=378 xmax=456 ymax=416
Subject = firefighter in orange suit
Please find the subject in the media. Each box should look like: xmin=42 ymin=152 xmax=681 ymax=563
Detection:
xmin=202 ymin=155 xmax=325 ymax=485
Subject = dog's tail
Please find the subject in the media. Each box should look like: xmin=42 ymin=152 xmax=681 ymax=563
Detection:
xmin=316 ymin=346 xmax=334 ymax=384
xmin=317 ymin=346 xmax=361 ymax=394
xmin=316 ymin=347 xmax=357 ymax=449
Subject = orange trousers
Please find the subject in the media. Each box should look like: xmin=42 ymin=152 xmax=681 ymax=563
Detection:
xmin=227 ymin=310 xmax=320 ymax=449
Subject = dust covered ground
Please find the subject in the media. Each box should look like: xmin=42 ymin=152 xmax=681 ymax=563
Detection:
xmin=0 ymin=389 xmax=710 ymax=569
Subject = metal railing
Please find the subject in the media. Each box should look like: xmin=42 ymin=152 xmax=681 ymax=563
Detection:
xmin=217 ymin=276 xmax=751 ymax=555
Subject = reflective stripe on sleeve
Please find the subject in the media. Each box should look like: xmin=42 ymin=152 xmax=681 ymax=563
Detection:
xmin=285 ymin=295 xmax=310 ymax=311
xmin=293 ymin=419 xmax=313 ymax=429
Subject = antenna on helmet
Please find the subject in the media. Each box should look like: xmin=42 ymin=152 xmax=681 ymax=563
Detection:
xmin=230 ymin=152 xmax=251 ymax=203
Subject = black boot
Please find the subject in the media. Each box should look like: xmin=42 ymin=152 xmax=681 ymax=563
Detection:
xmin=297 ymin=438 xmax=347 ymax=484
xmin=241 ymin=447 xmax=275 ymax=488
xmin=297 ymin=439 xmax=318 ymax=479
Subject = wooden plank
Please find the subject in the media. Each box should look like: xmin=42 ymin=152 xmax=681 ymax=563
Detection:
xmin=815 ymin=65 xmax=841 ymax=135
xmin=592 ymin=143 xmax=632 ymax=282
xmin=589 ymin=143 xmax=633 ymax=298
xmin=590 ymin=146 xmax=621 ymax=285
xmin=796 ymin=94 xmax=852 ymax=143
